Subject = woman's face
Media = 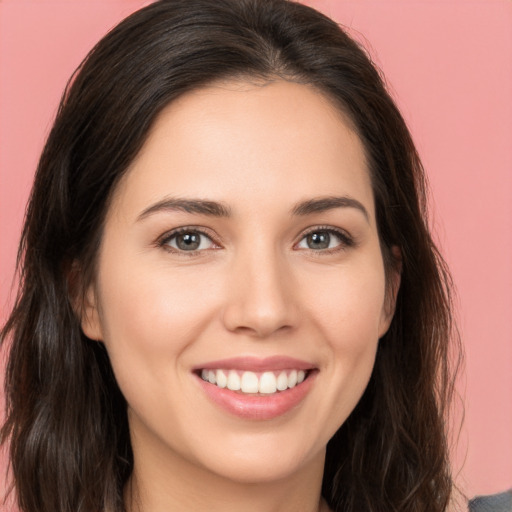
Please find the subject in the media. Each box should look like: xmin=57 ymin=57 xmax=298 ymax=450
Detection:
xmin=82 ymin=80 xmax=397 ymax=484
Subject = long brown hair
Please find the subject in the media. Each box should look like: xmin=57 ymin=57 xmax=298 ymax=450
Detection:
xmin=1 ymin=1 xmax=460 ymax=511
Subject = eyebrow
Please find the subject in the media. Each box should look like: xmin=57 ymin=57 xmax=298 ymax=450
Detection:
xmin=137 ymin=195 xmax=369 ymax=222
xmin=137 ymin=197 xmax=231 ymax=221
xmin=291 ymin=196 xmax=369 ymax=222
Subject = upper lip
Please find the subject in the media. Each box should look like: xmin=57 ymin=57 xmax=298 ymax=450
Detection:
xmin=193 ymin=356 xmax=316 ymax=372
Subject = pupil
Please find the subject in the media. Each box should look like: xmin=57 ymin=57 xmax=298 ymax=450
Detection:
xmin=177 ymin=233 xmax=200 ymax=250
xmin=308 ymin=232 xmax=330 ymax=249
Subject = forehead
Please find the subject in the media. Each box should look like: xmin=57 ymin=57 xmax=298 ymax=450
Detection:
xmin=110 ymin=79 xmax=374 ymax=222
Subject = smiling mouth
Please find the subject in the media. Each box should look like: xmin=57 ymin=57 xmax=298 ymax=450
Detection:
xmin=198 ymin=369 xmax=310 ymax=395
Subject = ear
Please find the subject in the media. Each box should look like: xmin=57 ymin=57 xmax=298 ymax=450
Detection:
xmin=67 ymin=261 xmax=104 ymax=341
xmin=80 ymin=285 xmax=104 ymax=341
xmin=378 ymin=246 xmax=402 ymax=338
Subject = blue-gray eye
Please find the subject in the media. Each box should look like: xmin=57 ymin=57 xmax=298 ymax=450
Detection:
xmin=165 ymin=231 xmax=215 ymax=251
xmin=297 ymin=230 xmax=346 ymax=250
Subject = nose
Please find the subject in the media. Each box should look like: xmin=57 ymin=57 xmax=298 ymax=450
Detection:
xmin=221 ymin=247 xmax=299 ymax=338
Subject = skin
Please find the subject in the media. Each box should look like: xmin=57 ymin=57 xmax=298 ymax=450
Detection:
xmin=81 ymin=79 xmax=399 ymax=512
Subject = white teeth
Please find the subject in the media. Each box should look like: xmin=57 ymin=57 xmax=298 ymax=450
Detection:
xmin=227 ymin=370 xmax=241 ymax=391
xmin=288 ymin=370 xmax=298 ymax=388
xmin=259 ymin=372 xmax=277 ymax=394
xmin=240 ymin=371 xmax=259 ymax=393
xmin=276 ymin=371 xmax=288 ymax=391
xmin=216 ymin=369 xmax=227 ymax=388
xmin=201 ymin=368 xmax=310 ymax=394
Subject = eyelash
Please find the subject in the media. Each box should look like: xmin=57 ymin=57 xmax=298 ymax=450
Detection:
xmin=157 ymin=227 xmax=220 ymax=255
xmin=157 ymin=225 xmax=354 ymax=256
xmin=297 ymin=225 xmax=355 ymax=254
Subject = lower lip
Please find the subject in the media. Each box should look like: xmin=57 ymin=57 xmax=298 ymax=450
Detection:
xmin=195 ymin=372 xmax=316 ymax=420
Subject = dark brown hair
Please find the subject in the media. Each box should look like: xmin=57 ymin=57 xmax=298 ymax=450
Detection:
xmin=1 ymin=1 xmax=460 ymax=511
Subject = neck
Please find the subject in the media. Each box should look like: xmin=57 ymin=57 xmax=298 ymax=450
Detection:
xmin=125 ymin=441 xmax=329 ymax=512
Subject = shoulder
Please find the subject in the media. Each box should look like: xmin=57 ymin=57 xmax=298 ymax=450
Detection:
xmin=469 ymin=490 xmax=512 ymax=512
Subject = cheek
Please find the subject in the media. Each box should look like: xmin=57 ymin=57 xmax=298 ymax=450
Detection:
xmin=96 ymin=256 xmax=221 ymax=382
xmin=300 ymin=257 xmax=385 ymax=418
xmin=94 ymin=260 xmax=222 ymax=438
xmin=305 ymin=258 xmax=387 ymax=345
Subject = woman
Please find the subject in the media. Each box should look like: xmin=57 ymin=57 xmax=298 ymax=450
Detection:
xmin=1 ymin=0 xmax=460 ymax=511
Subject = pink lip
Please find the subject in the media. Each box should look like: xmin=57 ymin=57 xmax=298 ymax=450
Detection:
xmin=193 ymin=356 xmax=317 ymax=420
xmin=193 ymin=355 xmax=315 ymax=372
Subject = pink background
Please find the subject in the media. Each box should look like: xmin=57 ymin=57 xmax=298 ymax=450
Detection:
xmin=1 ymin=0 xmax=511 ymax=504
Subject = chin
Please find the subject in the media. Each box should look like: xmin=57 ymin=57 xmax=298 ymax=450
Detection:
xmin=188 ymin=433 xmax=326 ymax=485
xmin=202 ymin=455 xmax=310 ymax=484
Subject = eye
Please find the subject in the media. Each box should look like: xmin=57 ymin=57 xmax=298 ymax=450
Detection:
xmin=160 ymin=229 xmax=217 ymax=252
xmin=296 ymin=228 xmax=352 ymax=251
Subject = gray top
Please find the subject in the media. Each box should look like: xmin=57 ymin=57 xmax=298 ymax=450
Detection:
xmin=469 ymin=490 xmax=512 ymax=512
